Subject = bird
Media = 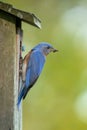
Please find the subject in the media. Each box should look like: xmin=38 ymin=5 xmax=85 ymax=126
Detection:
xmin=17 ymin=42 xmax=58 ymax=107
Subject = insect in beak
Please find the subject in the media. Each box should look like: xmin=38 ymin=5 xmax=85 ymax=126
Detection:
xmin=52 ymin=48 xmax=58 ymax=53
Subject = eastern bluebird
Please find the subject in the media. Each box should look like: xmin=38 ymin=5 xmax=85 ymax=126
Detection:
xmin=17 ymin=42 xmax=58 ymax=107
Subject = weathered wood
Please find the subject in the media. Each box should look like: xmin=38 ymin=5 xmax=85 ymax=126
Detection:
xmin=0 ymin=11 xmax=21 ymax=130
xmin=16 ymin=27 xmax=23 ymax=130
xmin=0 ymin=1 xmax=41 ymax=28
xmin=0 ymin=2 xmax=41 ymax=130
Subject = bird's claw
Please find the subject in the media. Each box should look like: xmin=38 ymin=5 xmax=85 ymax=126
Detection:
xmin=22 ymin=45 xmax=25 ymax=52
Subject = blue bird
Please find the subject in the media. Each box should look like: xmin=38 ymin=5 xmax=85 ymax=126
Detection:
xmin=17 ymin=42 xmax=58 ymax=107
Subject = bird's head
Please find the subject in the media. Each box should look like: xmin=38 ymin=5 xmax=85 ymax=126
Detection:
xmin=32 ymin=42 xmax=58 ymax=56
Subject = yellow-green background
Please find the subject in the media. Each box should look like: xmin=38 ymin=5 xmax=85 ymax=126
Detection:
xmin=1 ymin=0 xmax=87 ymax=130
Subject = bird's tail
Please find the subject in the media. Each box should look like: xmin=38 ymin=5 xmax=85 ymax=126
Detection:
xmin=17 ymin=82 xmax=26 ymax=108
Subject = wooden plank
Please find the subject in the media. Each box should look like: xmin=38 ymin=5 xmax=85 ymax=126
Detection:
xmin=0 ymin=11 xmax=22 ymax=130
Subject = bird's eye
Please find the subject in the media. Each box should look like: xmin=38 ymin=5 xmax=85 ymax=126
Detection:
xmin=47 ymin=46 xmax=50 ymax=49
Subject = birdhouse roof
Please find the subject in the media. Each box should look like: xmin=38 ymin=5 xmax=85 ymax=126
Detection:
xmin=0 ymin=1 xmax=41 ymax=28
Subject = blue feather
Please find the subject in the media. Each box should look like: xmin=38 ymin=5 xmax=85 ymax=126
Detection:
xmin=17 ymin=82 xmax=26 ymax=108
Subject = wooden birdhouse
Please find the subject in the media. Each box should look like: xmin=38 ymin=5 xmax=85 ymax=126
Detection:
xmin=0 ymin=2 xmax=41 ymax=130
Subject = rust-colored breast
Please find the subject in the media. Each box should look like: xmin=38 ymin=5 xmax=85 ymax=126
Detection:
xmin=22 ymin=50 xmax=32 ymax=81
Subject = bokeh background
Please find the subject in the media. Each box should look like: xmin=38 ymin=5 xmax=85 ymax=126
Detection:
xmin=1 ymin=0 xmax=87 ymax=130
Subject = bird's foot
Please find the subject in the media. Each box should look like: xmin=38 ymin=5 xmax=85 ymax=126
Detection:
xmin=22 ymin=45 xmax=25 ymax=52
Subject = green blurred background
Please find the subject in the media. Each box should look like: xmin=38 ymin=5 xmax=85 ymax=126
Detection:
xmin=1 ymin=0 xmax=87 ymax=130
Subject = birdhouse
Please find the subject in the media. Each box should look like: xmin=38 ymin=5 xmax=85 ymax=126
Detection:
xmin=0 ymin=2 xmax=41 ymax=130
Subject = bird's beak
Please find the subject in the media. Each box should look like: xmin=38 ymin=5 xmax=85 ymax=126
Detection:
xmin=52 ymin=48 xmax=58 ymax=53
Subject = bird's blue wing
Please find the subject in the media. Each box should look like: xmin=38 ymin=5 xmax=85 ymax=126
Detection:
xmin=25 ymin=50 xmax=45 ymax=88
